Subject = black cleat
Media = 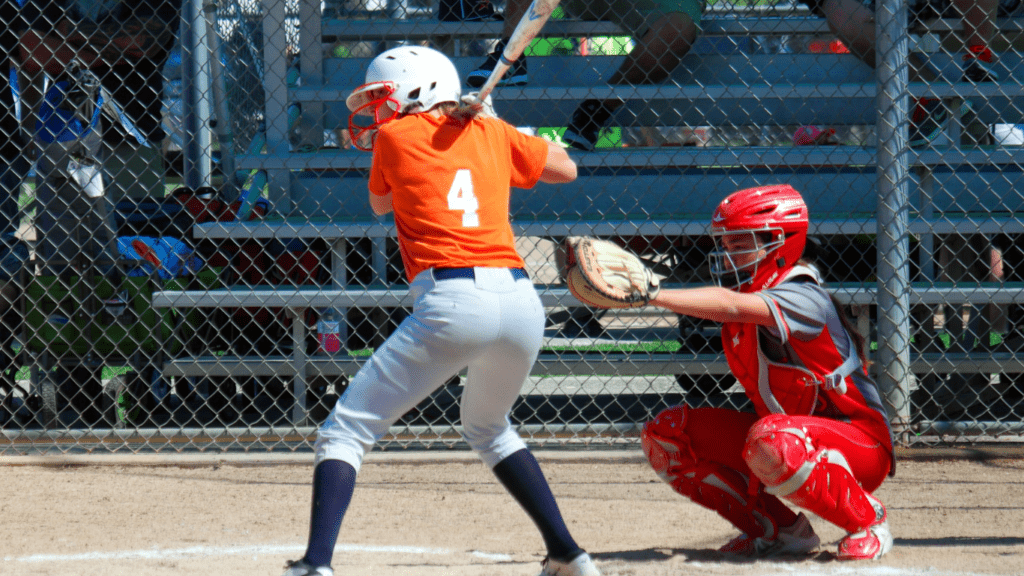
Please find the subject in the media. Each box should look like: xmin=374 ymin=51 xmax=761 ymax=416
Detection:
xmin=466 ymin=39 xmax=528 ymax=88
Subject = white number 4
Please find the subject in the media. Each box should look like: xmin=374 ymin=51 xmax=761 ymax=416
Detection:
xmin=447 ymin=169 xmax=480 ymax=227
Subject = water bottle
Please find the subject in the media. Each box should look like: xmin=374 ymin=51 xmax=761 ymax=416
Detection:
xmin=317 ymin=309 xmax=341 ymax=355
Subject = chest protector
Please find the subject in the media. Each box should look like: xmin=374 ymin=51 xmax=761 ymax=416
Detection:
xmin=721 ymin=279 xmax=862 ymax=417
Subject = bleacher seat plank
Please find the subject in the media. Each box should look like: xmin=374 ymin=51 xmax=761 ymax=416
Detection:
xmin=152 ymin=284 xmax=1024 ymax=310
xmin=161 ymin=351 xmax=1024 ymax=379
xmin=237 ymin=147 xmax=1024 ymax=172
xmin=194 ymin=214 xmax=1024 ymax=241
xmin=295 ymin=53 xmax=1024 ymax=127
xmin=319 ymin=16 xmax=1024 ymax=41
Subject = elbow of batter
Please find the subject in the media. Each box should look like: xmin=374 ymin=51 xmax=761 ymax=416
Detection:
xmin=369 ymin=191 xmax=394 ymax=215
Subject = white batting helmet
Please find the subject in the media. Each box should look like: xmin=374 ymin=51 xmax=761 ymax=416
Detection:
xmin=345 ymin=46 xmax=462 ymax=150
xmin=347 ymin=45 xmax=461 ymax=116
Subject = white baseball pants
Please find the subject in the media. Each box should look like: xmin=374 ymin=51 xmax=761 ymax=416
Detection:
xmin=315 ymin=267 xmax=545 ymax=470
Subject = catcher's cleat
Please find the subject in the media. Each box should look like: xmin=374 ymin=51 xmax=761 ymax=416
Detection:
xmin=281 ymin=558 xmax=334 ymax=576
xmin=539 ymin=551 xmax=602 ymax=576
xmin=837 ymin=495 xmax=893 ymax=560
xmin=719 ymin=513 xmax=820 ymax=558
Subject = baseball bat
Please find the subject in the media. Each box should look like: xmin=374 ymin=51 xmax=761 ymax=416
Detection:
xmin=474 ymin=0 xmax=562 ymax=103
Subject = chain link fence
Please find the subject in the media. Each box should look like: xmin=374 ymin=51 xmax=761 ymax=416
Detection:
xmin=1 ymin=0 xmax=1023 ymax=454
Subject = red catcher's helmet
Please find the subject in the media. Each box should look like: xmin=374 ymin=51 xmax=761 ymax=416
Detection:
xmin=709 ymin=184 xmax=809 ymax=292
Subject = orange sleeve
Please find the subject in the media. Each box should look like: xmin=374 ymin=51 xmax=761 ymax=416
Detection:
xmin=368 ymin=130 xmax=393 ymax=197
xmin=500 ymin=122 xmax=549 ymax=190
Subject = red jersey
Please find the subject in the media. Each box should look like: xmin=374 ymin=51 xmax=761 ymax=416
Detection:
xmin=369 ymin=114 xmax=549 ymax=282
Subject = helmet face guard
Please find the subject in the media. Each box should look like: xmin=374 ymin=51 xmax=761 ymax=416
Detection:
xmin=706 ymin=184 xmax=809 ymax=293
xmin=709 ymin=229 xmax=786 ymax=290
xmin=346 ymin=82 xmax=401 ymax=151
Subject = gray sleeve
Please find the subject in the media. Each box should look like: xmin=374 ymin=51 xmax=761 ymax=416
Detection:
xmin=757 ymin=282 xmax=832 ymax=345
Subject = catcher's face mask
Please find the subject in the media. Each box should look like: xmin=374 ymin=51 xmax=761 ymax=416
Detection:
xmin=709 ymin=230 xmax=783 ymax=291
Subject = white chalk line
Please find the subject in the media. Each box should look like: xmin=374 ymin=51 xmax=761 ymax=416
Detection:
xmin=4 ymin=546 xmax=996 ymax=576
xmin=5 ymin=543 xmax=513 ymax=564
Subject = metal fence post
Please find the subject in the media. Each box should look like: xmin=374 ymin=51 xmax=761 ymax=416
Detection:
xmin=262 ymin=0 xmax=292 ymax=211
xmin=875 ymin=0 xmax=913 ymax=441
xmin=181 ymin=0 xmax=215 ymax=191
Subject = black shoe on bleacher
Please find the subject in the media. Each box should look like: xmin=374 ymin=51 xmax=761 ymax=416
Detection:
xmin=909 ymin=97 xmax=948 ymax=148
xmin=562 ymin=99 xmax=615 ymax=151
xmin=466 ymin=39 xmax=528 ymax=88
xmin=962 ymin=46 xmax=999 ymax=83
xmin=909 ymin=97 xmax=974 ymax=149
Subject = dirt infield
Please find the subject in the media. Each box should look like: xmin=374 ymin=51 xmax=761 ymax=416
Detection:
xmin=2 ymin=449 xmax=1023 ymax=576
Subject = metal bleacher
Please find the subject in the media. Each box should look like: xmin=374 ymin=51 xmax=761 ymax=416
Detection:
xmin=154 ymin=1 xmax=1024 ymax=431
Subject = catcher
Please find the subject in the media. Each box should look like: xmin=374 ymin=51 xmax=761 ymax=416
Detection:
xmin=564 ymin=184 xmax=895 ymax=560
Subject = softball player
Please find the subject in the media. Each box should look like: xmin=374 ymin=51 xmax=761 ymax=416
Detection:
xmin=641 ymin=184 xmax=895 ymax=560
xmin=281 ymin=46 xmax=601 ymax=576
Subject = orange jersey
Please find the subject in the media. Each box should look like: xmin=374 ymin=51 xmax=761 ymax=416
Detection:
xmin=369 ymin=113 xmax=548 ymax=282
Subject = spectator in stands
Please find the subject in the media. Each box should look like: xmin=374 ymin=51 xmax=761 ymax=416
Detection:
xmin=466 ymin=0 xmax=705 ymax=150
xmin=0 ymin=0 xmax=29 ymax=389
xmin=14 ymin=0 xmax=181 ymax=424
xmin=1 ymin=0 xmax=27 ymax=246
xmin=640 ymin=184 xmax=895 ymax=560
xmin=17 ymin=0 xmax=181 ymax=202
xmin=919 ymin=233 xmax=1007 ymax=420
xmin=1 ymin=0 xmax=28 ymax=261
xmin=799 ymin=0 xmax=1003 ymax=147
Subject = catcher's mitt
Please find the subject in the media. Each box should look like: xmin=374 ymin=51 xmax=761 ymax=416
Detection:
xmin=564 ymin=237 xmax=660 ymax=309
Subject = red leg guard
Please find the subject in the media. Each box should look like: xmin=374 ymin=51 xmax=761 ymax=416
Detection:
xmin=743 ymin=416 xmax=877 ymax=533
xmin=642 ymin=407 xmax=779 ymax=539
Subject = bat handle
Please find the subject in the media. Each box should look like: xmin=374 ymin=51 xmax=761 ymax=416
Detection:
xmin=475 ymin=57 xmax=512 ymax=104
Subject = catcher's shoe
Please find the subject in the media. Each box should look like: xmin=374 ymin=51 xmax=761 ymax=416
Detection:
xmin=719 ymin=513 xmax=820 ymax=558
xmin=837 ymin=495 xmax=893 ymax=560
xmin=281 ymin=558 xmax=334 ymax=576
xmin=539 ymin=551 xmax=601 ymax=576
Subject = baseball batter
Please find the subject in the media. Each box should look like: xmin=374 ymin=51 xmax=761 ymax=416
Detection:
xmin=280 ymin=46 xmax=601 ymax=576
xmin=639 ymin=184 xmax=896 ymax=560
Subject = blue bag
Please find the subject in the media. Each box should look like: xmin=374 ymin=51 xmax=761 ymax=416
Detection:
xmin=118 ymin=236 xmax=203 ymax=280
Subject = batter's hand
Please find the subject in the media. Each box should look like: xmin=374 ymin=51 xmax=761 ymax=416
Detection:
xmin=461 ymin=92 xmax=498 ymax=119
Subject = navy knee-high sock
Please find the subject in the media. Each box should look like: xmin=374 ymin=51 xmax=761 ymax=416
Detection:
xmin=492 ymin=449 xmax=582 ymax=561
xmin=303 ymin=459 xmax=357 ymax=568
